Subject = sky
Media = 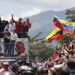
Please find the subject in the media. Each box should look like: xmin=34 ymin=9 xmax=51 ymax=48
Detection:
xmin=0 ymin=0 xmax=75 ymax=20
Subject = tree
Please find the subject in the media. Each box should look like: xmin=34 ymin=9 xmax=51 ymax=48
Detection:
xmin=29 ymin=42 xmax=54 ymax=62
xmin=29 ymin=32 xmax=55 ymax=62
xmin=66 ymin=9 xmax=75 ymax=39
xmin=57 ymin=9 xmax=75 ymax=44
xmin=30 ymin=32 xmax=44 ymax=44
xmin=66 ymin=9 xmax=75 ymax=22
xmin=57 ymin=33 xmax=73 ymax=44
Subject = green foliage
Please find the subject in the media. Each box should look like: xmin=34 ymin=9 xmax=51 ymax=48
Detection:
xmin=58 ymin=33 xmax=74 ymax=44
xmin=66 ymin=9 xmax=75 ymax=22
xmin=29 ymin=43 xmax=54 ymax=62
xmin=29 ymin=32 xmax=54 ymax=62
xmin=66 ymin=9 xmax=71 ymax=16
xmin=57 ymin=9 xmax=75 ymax=44
xmin=30 ymin=32 xmax=44 ymax=43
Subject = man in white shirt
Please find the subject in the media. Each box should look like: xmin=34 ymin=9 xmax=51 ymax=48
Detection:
xmin=9 ymin=20 xmax=16 ymax=33
xmin=9 ymin=29 xmax=18 ymax=56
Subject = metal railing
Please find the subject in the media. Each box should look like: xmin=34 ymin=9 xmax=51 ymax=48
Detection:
xmin=0 ymin=38 xmax=29 ymax=57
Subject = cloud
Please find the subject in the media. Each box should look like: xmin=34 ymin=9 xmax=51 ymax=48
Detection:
xmin=1 ymin=0 xmax=75 ymax=11
xmin=1 ymin=15 xmax=19 ymax=21
xmin=20 ymin=7 xmax=41 ymax=17
xmin=2 ymin=0 xmax=75 ymax=11
xmin=28 ymin=0 xmax=75 ymax=11
xmin=0 ymin=0 xmax=75 ymax=20
xmin=1 ymin=7 xmax=41 ymax=21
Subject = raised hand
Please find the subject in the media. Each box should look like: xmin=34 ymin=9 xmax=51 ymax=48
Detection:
xmin=11 ymin=14 xmax=13 ymax=18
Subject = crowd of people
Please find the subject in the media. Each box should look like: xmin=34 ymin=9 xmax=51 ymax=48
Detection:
xmin=44 ymin=39 xmax=75 ymax=75
xmin=0 ymin=39 xmax=74 ymax=75
xmin=0 ymin=14 xmax=31 ymax=57
xmin=0 ymin=14 xmax=75 ymax=75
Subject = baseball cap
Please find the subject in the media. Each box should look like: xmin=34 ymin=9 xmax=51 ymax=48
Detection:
xmin=3 ymin=62 xmax=9 ymax=65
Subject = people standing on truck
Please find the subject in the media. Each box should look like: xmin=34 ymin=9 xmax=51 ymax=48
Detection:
xmin=23 ymin=18 xmax=31 ymax=41
xmin=11 ymin=14 xmax=24 ymax=38
xmin=2 ymin=33 xmax=10 ymax=57
xmin=9 ymin=19 xmax=16 ymax=33
xmin=9 ymin=29 xmax=18 ymax=56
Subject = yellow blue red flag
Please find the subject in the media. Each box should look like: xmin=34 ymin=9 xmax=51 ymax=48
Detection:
xmin=46 ymin=28 xmax=63 ymax=43
xmin=53 ymin=16 xmax=74 ymax=34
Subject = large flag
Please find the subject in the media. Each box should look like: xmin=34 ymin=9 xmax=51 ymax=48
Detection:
xmin=59 ymin=19 xmax=75 ymax=27
xmin=46 ymin=28 xmax=61 ymax=40
xmin=53 ymin=16 xmax=74 ymax=34
xmin=46 ymin=28 xmax=63 ymax=43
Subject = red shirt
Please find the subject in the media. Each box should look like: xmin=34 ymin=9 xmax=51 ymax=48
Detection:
xmin=53 ymin=54 xmax=56 ymax=59
xmin=13 ymin=20 xmax=24 ymax=33
xmin=27 ymin=22 xmax=31 ymax=28
xmin=24 ymin=22 xmax=31 ymax=31
xmin=2 ymin=69 xmax=12 ymax=72
xmin=15 ymin=21 xmax=24 ymax=32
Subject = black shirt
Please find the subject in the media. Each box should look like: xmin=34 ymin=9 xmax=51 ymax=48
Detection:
xmin=3 ymin=36 xmax=10 ymax=43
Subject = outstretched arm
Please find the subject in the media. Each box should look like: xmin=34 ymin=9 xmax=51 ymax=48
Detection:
xmin=11 ymin=14 xmax=17 ymax=23
xmin=11 ymin=14 xmax=14 ymax=20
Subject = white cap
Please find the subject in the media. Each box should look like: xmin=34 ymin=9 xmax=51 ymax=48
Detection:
xmin=3 ymin=62 xmax=9 ymax=65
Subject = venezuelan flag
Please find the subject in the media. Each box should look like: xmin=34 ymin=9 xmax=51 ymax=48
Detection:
xmin=53 ymin=17 xmax=74 ymax=34
xmin=59 ymin=19 xmax=75 ymax=27
xmin=46 ymin=28 xmax=61 ymax=40
xmin=46 ymin=28 xmax=63 ymax=43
